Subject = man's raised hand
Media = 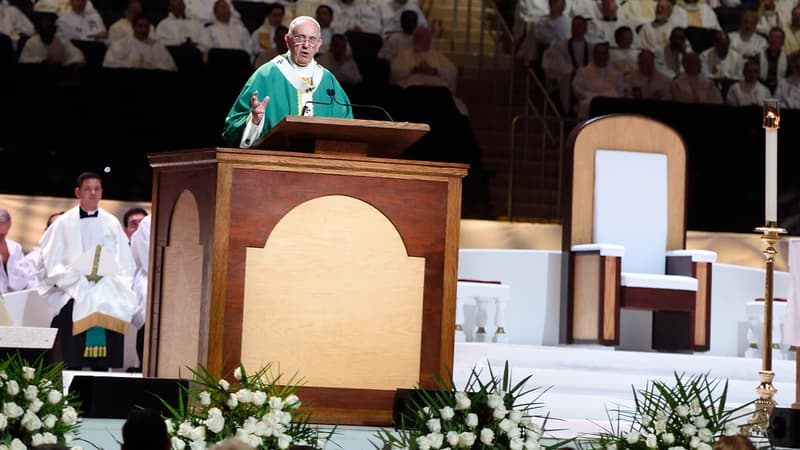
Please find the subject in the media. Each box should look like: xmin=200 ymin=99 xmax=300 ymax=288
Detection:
xmin=250 ymin=91 xmax=270 ymax=125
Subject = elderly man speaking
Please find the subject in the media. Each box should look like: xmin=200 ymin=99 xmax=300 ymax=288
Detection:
xmin=222 ymin=15 xmax=354 ymax=148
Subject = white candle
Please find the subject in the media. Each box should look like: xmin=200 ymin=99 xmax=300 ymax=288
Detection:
xmin=765 ymin=127 xmax=777 ymax=223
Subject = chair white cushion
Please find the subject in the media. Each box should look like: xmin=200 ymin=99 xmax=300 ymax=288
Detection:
xmin=571 ymin=243 xmax=625 ymax=257
xmin=665 ymin=249 xmax=717 ymax=263
xmin=621 ymin=272 xmax=698 ymax=291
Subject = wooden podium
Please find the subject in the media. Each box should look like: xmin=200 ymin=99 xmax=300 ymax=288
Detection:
xmin=145 ymin=117 xmax=468 ymax=425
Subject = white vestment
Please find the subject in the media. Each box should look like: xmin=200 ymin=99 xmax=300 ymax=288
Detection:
xmin=572 ymin=63 xmax=624 ymax=118
xmin=610 ymin=47 xmax=639 ymax=74
xmin=542 ymin=38 xmax=591 ymax=112
xmin=380 ymin=0 xmax=427 ymax=36
xmin=251 ymin=22 xmax=282 ymax=54
xmin=103 ymin=35 xmax=178 ymax=71
xmin=185 ymin=0 xmax=239 ymax=24
xmin=156 ymin=13 xmax=210 ymax=51
xmin=318 ymin=48 xmax=363 ymax=85
xmin=377 ymin=30 xmax=412 ymax=61
xmin=108 ymin=18 xmax=158 ymax=42
xmin=782 ymin=25 xmax=800 ymax=55
xmin=0 ymin=4 xmax=34 ymax=44
xmin=34 ymin=0 xmax=95 ymax=13
xmin=670 ymin=73 xmax=723 ymax=103
xmin=19 ymin=33 xmax=86 ymax=65
xmin=725 ymin=80 xmax=771 ymax=106
xmin=729 ymin=32 xmax=767 ymax=59
xmin=207 ymin=20 xmax=255 ymax=55
xmin=0 ymin=239 xmax=27 ymax=294
xmin=329 ymin=0 xmax=382 ymax=35
xmin=39 ymin=206 xmax=137 ymax=325
xmin=757 ymin=10 xmax=783 ymax=36
xmin=758 ymin=49 xmax=787 ymax=86
xmin=775 ymin=76 xmax=800 ymax=108
xmin=700 ymin=47 xmax=743 ymax=80
xmin=129 ymin=214 xmax=150 ymax=330
xmin=587 ymin=18 xmax=635 ymax=46
xmin=676 ymin=1 xmax=721 ymax=30
xmin=390 ymin=45 xmax=457 ymax=92
xmin=624 ymin=69 xmax=673 ymax=100
xmin=56 ymin=9 xmax=107 ymax=41
xmin=654 ymin=45 xmax=687 ymax=79
xmin=619 ymin=0 xmax=656 ymax=27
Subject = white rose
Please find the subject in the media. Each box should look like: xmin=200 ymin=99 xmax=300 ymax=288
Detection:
xmin=47 ymin=390 xmax=62 ymax=405
xmin=21 ymin=367 xmax=35 ymax=380
xmin=62 ymin=406 xmax=78 ymax=425
xmin=606 ymin=443 xmax=618 ymax=450
xmin=480 ymin=428 xmax=495 ymax=445
xmin=724 ymin=422 xmax=740 ymax=436
xmin=252 ymin=391 xmax=267 ymax=406
xmin=525 ymin=439 xmax=542 ymax=450
xmin=28 ymin=399 xmax=43 ymax=413
xmin=6 ymin=381 xmax=19 ymax=397
xmin=458 ymin=432 xmax=476 ymax=447
xmin=676 ymin=405 xmax=690 ymax=417
xmin=645 ymin=433 xmax=658 ymax=448
xmin=43 ymin=414 xmax=57 ymax=429
xmin=0 ymin=372 xmax=6 ymax=380
xmin=627 ymin=431 xmax=641 ymax=444
xmin=234 ymin=367 xmax=243 ymax=381
xmin=243 ymin=417 xmax=257 ymax=434
xmin=246 ymin=434 xmax=261 ymax=448
xmin=189 ymin=440 xmax=206 ymax=450
xmin=253 ymin=421 xmax=269 ymax=437
xmin=487 ymin=393 xmax=503 ymax=408
xmin=416 ymin=435 xmax=431 ymax=450
xmin=655 ymin=420 xmax=667 ymax=433
xmin=0 ymin=414 xmax=7 ymax=430
xmin=285 ymin=394 xmax=301 ymax=409
xmin=0 ymin=445 xmax=7 ymax=450
xmin=218 ymin=379 xmax=229 ymax=391
xmin=22 ymin=410 xmax=43 ymax=431
xmin=681 ymin=424 xmax=697 ymax=437
xmin=42 ymin=432 xmax=57 ymax=444
xmin=497 ymin=418 xmax=512 ymax=433
xmin=509 ymin=436 xmax=524 ymax=450
xmin=663 ymin=433 xmax=676 ymax=444
xmin=199 ymin=392 xmax=211 ymax=406
xmin=3 ymin=403 xmax=22 ymax=419
xmin=428 ymin=432 xmax=443 ymax=449
xmin=64 ymin=432 xmax=75 ymax=443
xmin=465 ymin=413 xmax=478 ymax=428
xmin=439 ymin=406 xmax=455 ymax=421
xmin=446 ymin=431 xmax=459 ymax=447
xmin=690 ymin=436 xmax=701 ymax=448
xmin=698 ymin=428 xmax=714 ymax=443
xmin=237 ymin=389 xmax=253 ymax=404
xmin=32 ymin=433 xmax=45 ymax=446
xmin=426 ymin=418 xmax=441 ymax=433
xmin=509 ymin=409 xmax=523 ymax=424
xmin=227 ymin=394 xmax=238 ymax=409
xmin=278 ymin=434 xmax=292 ymax=449
xmin=178 ymin=422 xmax=193 ymax=438
xmin=9 ymin=438 xmax=24 ymax=450
xmin=694 ymin=416 xmax=709 ymax=428
xmin=23 ymin=386 xmax=38 ymax=401
xmin=171 ymin=437 xmax=187 ymax=450
xmin=188 ymin=425 xmax=206 ymax=442
xmin=697 ymin=443 xmax=713 ymax=450
xmin=493 ymin=405 xmax=508 ymax=420
xmin=454 ymin=392 xmax=471 ymax=411
xmin=269 ymin=396 xmax=284 ymax=410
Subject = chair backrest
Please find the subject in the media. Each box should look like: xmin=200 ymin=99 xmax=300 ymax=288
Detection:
xmin=166 ymin=45 xmax=204 ymax=73
xmin=232 ymin=0 xmax=268 ymax=33
xmin=71 ymin=39 xmax=107 ymax=68
xmin=594 ymin=149 xmax=668 ymax=273
xmin=0 ymin=33 xmax=14 ymax=67
xmin=562 ymin=115 xmax=688 ymax=264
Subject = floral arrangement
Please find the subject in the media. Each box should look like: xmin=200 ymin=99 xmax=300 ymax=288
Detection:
xmin=584 ymin=372 xmax=754 ymax=450
xmin=0 ymin=352 xmax=81 ymax=450
xmin=163 ymin=362 xmax=333 ymax=450
xmin=372 ymin=362 xmax=570 ymax=450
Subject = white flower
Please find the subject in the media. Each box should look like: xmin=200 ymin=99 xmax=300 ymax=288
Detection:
xmin=189 ymin=440 xmax=206 ymax=450
xmin=23 ymin=385 xmax=38 ymax=401
xmin=21 ymin=367 xmax=35 ymax=380
xmin=62 ymin=406 xmax=78 ymax=425
xmin=285 ymin=394 xmax=301 ymax=409
xmin=29 ymin=398 xmax=43 ymax=413
xmin=509 ymin=409 xmax=523 ymax=424
xmin=693 ymin=416 xmax=709 ymax=428
xmin=676 ymin=405 xmax=690 ymax=417
xmin=165 ymin=419 xmax=175 ymax=433
xmin=3 ymin=403 xmax=23 ymax=419
xmin=178 ymin=421 xmax=193 ymax=438
xmin=697 ymin=443 xmax=713 ymax=450
xmin=655 ymin=419 xmax=667 ymax=433
xmin=428 ymin=432 xmax=444 ymax=449
xmin=47 ymin=389 xmax=62 ymax=404
xmin=458 ymin=431 xmax=476 ymax=447
xmin=171 ymin=437 xmax=186 ymax=450
xmin=205 ymin=409 xmax=225 ymax=434
xmin=32 ymin=433 xmax=45 ymax=446
xmin=487 ymin=393 xmax=503 ymax=409
xmin=43 ymin=414 xmax=57 ymax=429
xmin=198 ymin=392 xmax=211 ymax=406
xmin=446 ymin=431 xmax=459 ymax=447
xmin=6 ymin=380 xmax=19 ymax=396
xmin=218 ymin=379 xmax=229 ymax=391
xmin=439 ymin=406 xmax=455 ymax=421
xmin=227 ymin=394 xmax=239 ymax=409
xmin=498 ymin=418 xmax=513 ymax=433
xmin=690 ymin=436 xmax=701 ymax=448
xmin=64 ymin=432 xmax=75 ymax=443
xmin=626 ymin=430 xmax=641 ymax=444
xmin=681 ymin=423 xmax=697 ymax=437
xmin=426 ymin=418 xmax=441 ymax=433
xmin=663 ymin=433 xmax=676 ymax=444
xmin=465 ymin=413 xmax=478 ymax=428
xmin=269 ymin=396 xmax=284 ymax=410
xmin=645 ymin=433 xmax=658 ymax=448
xmin=509 ymin=436 xmax=524 ymax=450
xmin=524 ymin=439 xmax=542 ymax=450
xmin=724 ymin=421 xmax=740 ymax=436
xmin=42 ymin=432 xmax=57 ymax=444
xmin=416 ymin=435 xmax=432 ymax=450
xmin=690 ymin=398 xmax=702 ymax=416
xmin=493 ymin=405 xmax=508 ymax=420
xmin=252 ymin=391 xmax=267 ymax=406
xmin=480 ymin=428 xmax=495 ymax=445
xmin=237 ymin=389 xmax=253 ymax=404
xmin=607 ymin=444 xmax=618 ymax=450
xmin=642 ymin=414 xmax=653 ymax=427
xmin=454 ymin=391 xmax=471 ymax=411
xmin=9 ymin=438 xmax=25 ymax=450
xmin=698 ymin=428 xmax=714 ymax=443
xmin=234 ymin=367 xmax=243 ymax=381
xmin=277 ymin=434 xmax=292 ymax=449
xmin=0 ymin=414 xmax=7 ymax=431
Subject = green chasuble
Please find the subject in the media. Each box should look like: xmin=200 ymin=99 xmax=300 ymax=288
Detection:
xmin=221 ymin=53 xmax=354 ymax=147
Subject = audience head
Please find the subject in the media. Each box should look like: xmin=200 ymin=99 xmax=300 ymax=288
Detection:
xmin=132 ymin=14 xmax=151 ymax=41
xmin=121 ymin=408 xmax=170 ymax=450
xmin=600 ymin=0 xmax=618 ymax=19
xmin=36 ymin=15 xmax=58 ymax=45
xmin=713 ymin=435 xmax=756 ymax=450
xmin=286 ymin=16 xmax=322 ymax=67
xmin=549 ymin=0 xmax=565 ymax=17
xmin=761 ymin=0 xmax=776 ymax=12
xmin=315 ymin=4 xmax=333 ymax=28
xmin=570 ymin=16 xmax=589 ymax=40
xmin=638 ymin=49 xmax=655 ymax=75
xmin=266 ymin=3 xmax=285 ymax=27
xmin=655 ymin=0 xmax=673 ymax=22
xmin=168 ymin=0 xmax=186 ymax=18
xmin=75 ymin=172 xmax=103 ymax=211
xmin=682 ymin=52 xmax=701 ymax=76
xmin=742 ymin=59 xmax=760 ymax=82
xmin=399 ymin=9 xmax=419 ymax=34
xmin=69 ymin=0 xmax=88 ymax=14
xmin=767 ymin=26 xmax=785 ymax=51
xmin=615 ymin=26 xmax=634 ymax=49
xmin=412 ymin=26 xmax=433 ymax=52
xmin=124 ymin=0 xmax=143 ymax=20
xmin=713 ymin=30 xmax=730 ymax=56
xmin=330 ymin=33 xmax=348 ymax=60
xmin=740 ymin=10 xmax=757 ymax=35
xmin=123 ymin=207 xmax=148 ymax=239
xmin=213 ymin=0 xmax=231 ymax=23
xmin=668 ymin=27 xmax=687 ymax=51
xmin=274 ymin=24 xmax=288 ymax=51
xmin=46 ymin=212 xmax=64 ymax=230
xmin=0 ymin=209 xmax=10 ymax=240
xmin=592 ymin=42 xmax=611 ymax=67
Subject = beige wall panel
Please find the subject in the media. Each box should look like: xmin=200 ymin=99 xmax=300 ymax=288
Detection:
xmin=573 ymin=254 xmax=600 ymax=341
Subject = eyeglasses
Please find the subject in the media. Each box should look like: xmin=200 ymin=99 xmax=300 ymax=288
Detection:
xmin=290 ymin=34 xmax=320 ymax=45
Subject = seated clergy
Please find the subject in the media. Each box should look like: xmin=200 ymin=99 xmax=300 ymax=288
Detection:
xmin=726 ymin=59 xmax=772 ymax=106
xmin=572 ymin=41 xmax=625 ymax=118
xmin=624 ymin=49 xmax=673 ymax=100
xmin=108 ymin=0 xmax=156 ymax=42
xmin=654 ymin=26 xmax=691 ymax=79
xmin=675 ymin=0 xmax=721 ymax=30
xmin=19 ymin=14 xmax=86 ymax=66
xmin=638 ymin=0 xmax=686 ymax=51
xmin=156 ymin=0 xmax=211 ymax=52
xmin=729 ymin=11 xmax=767 ymax=60
xmin=0 ymin=2 xmax=34 ymax=48
xmin=252 ymin=3 xmax=286 ymax=56
xmin=56 ymin=0 xmax=108 ymax=41
xmin=103 ymin=14 xmax=177 ymax=70
xmin=206 ymin=0 xmax=255 ymax=54
xmin=0 ymin=209 xmax=28 ymax=294
xmin=776 ymin=52 xmax=800 ymax=108
xmin=609 ymin=26 xmax=639 ymax=74
xmin=542 ymin=15 xmax=592 ymax=114
xmin=670 ymin=52 xmax=723 ymax=103
xmin=318 ymin=33 xmax=363 ymax=86
xmin=378 ymin=9 xmax=417 ymax=61
xmin=700 ymin=31 xmax=743 ymax=82
xmin=380 ymin=0 xmax=427 ymax=37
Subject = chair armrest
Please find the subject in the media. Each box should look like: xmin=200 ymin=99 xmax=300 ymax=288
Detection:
xmin=665 ymin=249 xmax=717 ymax=263
xmin=571 ymin=243 xmax=625 ymax=257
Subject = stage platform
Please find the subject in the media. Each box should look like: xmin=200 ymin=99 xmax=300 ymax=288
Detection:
xmin=70 ymin=342 xmax=797 ymax=449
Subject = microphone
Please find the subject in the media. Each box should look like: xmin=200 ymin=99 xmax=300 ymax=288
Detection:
xmin=326 ymin=88 xmax=394 ymax=121
xmin=301 ymin=97 xmax=333 ymax=116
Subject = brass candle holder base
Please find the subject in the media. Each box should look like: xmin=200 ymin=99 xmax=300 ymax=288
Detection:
xmin=744 ymin=370 xmax=778 ymax=434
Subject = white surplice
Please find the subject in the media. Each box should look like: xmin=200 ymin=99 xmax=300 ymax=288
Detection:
xmin=102 ymin=35 xmax=177 ymax=71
